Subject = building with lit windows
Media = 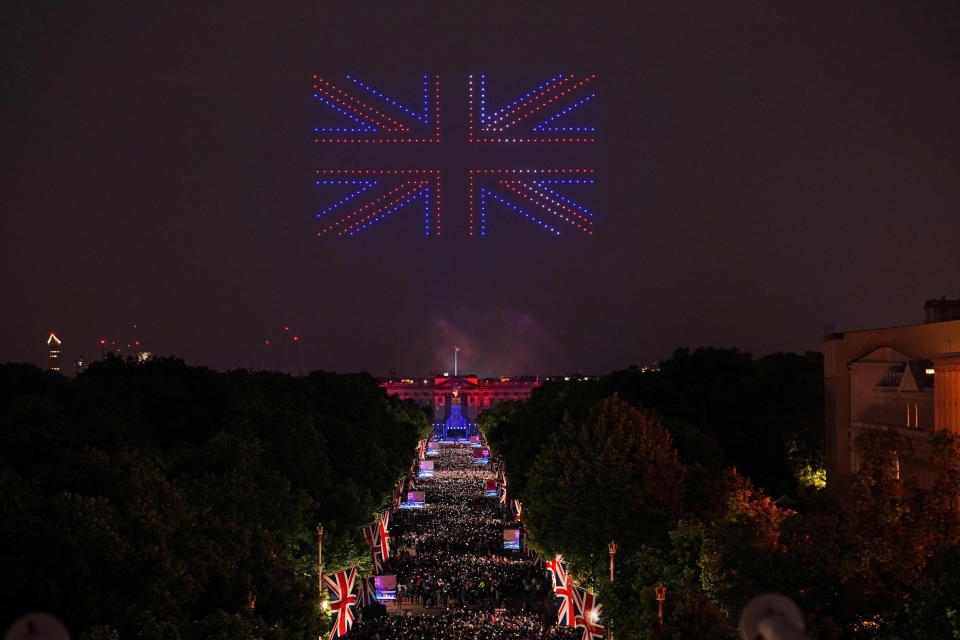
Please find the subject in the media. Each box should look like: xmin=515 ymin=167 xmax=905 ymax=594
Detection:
xmin=381 ymin=374 xmax=541 ymax=421
xmin=824 ymin=298 xmax=960 ymax=489
xmin=46 ymin=333 xmax=62 ymax=372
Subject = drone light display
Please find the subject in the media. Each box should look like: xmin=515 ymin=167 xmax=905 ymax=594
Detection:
xmin=313 ymin=74 xmax=598 ymax=236
xmin=314 ymin=170 xmax=441 ymax=237
xmin=312 ymin=74 xmax=440 ymax=143
xmin=469 ymin=169 xmax=596 ymax=237
xmin=467 ymin=73 xmax=597 ymax=143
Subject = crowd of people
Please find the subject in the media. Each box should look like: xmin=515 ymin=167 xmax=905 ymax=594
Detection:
xmin=391 ymin=552 xmax=551 ymax=607
xmin=350 ymin=610 xmax=581 ymax=640
xmin=350 ymin=443 xmax=563 ymax=638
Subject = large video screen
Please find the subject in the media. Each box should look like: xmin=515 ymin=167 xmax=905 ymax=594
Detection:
xmin=485 ymin=480 xmax=498 ymax=497
xmin=503 ymin=529 xmax=521 ymax=550
xmin=374 ymin=575 xmax=397 ymax=601
xmin=408 ymin=490 xmax=424 ymax=505
xmin=399 ymin=491 xmax=425 ymax=509
xmin=427 ymin=441 xmax=439 ymax=456
xmin=418 ymin=460 xmax=434 ymax=477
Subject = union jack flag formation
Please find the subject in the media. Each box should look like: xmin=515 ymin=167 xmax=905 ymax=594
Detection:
xmin=546 ymin=554 xmax=605 ymax=640
xmin=312 ymin=73 xmax=597 ymax=237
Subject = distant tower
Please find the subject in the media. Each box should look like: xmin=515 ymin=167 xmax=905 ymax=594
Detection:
xmin=47 ymin=333 xmax=62 ymax=372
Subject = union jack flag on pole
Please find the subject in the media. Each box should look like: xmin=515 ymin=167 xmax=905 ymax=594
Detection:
xmin=545 ymin=553 xmax=562 ymax=585
xmin=378 ymin=510 xmax=391 ymax=559
xmin=361 ymin=521 xmax=385 ymax=574
xmin=528 ymin=545 xmax=542 ymax=566
xmin=408 ymin=462 xmax=418 ymax=489
xmin=322 ymin=566 xmax=358 ymax=640
xmin=359 ymin=576 xmax=377 ymax=607
xmin=391 ymin=481 xmax=404 ymax=512
xmin=546 ymin=554 xmax=576 ymax=626
xmin=573 ymin=586 xmax=604 ymax=640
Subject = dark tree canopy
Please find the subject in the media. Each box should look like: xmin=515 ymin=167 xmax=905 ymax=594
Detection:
xmin=524 ymin=396 xmax=685 ymax=556
xmin=482 ymin=347 xmax=823 ymax=499
xmin=480 ymin=349 xmax=960 ymax=640
xmin=0 ymin=358 xmax=430 ymax=639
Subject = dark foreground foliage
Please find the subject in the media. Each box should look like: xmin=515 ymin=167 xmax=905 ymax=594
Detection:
xmin=481 ymin=349 xmax=960 ymax=640
xmin=0 ymin=357 xmax=430 ymax=639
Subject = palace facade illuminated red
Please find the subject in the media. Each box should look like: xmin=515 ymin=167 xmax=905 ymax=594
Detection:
xmin=381 ymin=375 xmax=541 ymax=420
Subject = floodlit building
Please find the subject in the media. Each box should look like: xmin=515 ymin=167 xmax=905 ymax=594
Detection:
xmin=46 ymin=333 xmax=62 ymax=372
xmin=381 ymin=375 xmax=540 ymax=421
xmin=824 ymin=298 xmax=960 ymax=489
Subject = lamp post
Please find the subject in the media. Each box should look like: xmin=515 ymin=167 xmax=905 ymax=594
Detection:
xmin=655 ymin=583 xmax=666 ymax=625
xmin=608 ymin=540 xmax=617 ymax=582
xmin=608 ymin=540 xmax=617 ymax=640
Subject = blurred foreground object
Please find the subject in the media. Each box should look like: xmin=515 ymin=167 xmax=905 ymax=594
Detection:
xmin=740 ymin=594 xmax=810 ymax=640
xmin=5 ymin=613 xmax=69 ymax=640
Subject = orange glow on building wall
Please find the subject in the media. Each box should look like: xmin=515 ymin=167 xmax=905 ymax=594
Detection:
xmin=824 ymin=299 xmax=960 ymax=489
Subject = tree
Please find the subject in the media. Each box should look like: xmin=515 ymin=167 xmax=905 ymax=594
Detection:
xmin=0 ymin=361 xmax=427 ymax=638
xmin=697 ymin=469 xmax=792 ymax=620
xmin=524 ymin=395 xmax=686 ymax=572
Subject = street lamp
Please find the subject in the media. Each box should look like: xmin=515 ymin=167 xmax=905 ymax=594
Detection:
xmin=608 ymin=540 xmax=617 ymax=582
xmin=608 ymin=540 xmax=617 ymax=640
xmin=655 ymin=583 xmax=667 ymax=625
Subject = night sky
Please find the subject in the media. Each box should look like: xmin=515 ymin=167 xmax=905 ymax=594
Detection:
xmin=2 ymin=2 xmax=959 ymax=377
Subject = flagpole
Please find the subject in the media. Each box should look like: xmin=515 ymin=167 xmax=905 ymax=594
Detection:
xmin=608 ymin=540 xmax=617 ymax=640
xmin=317 ymin=523 xmax=324 ymax=594
xmin=454 ymin=345 xmax=458 ymax=376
